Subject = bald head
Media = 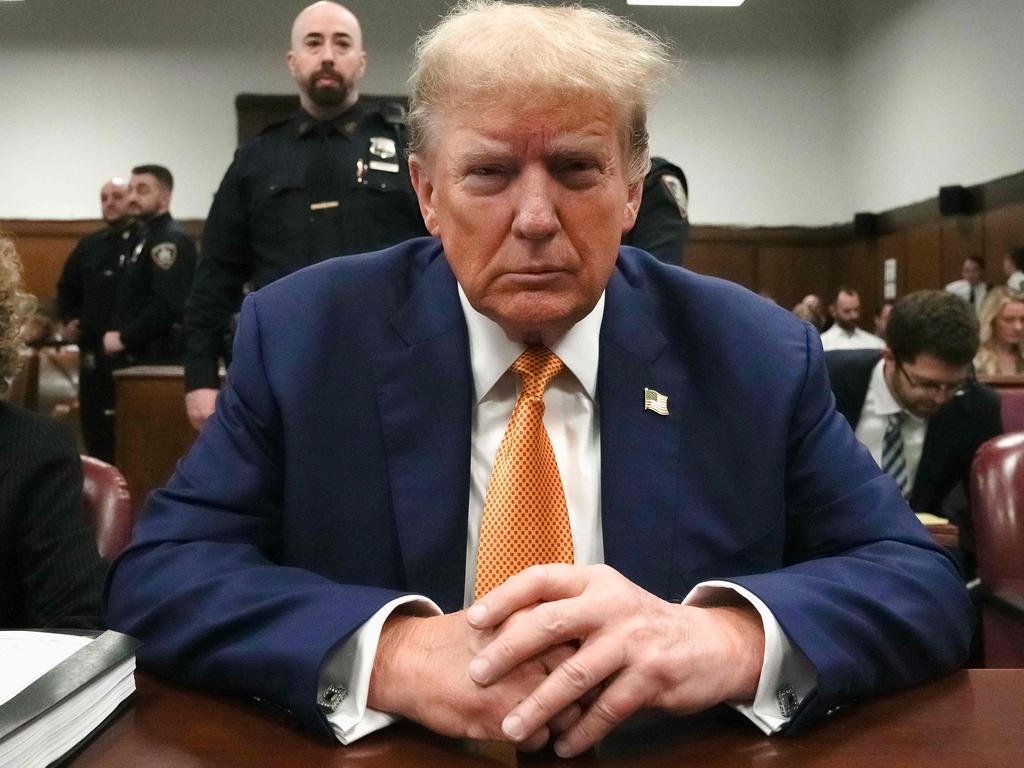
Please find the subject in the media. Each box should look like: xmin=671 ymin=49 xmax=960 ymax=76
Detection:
xmin=290 ymin=2 xmax=361 ymax=49
xmin=100 ymin=178 xmax=129 ymax=225
xmin=287 ymin=2 xmax=366 ymax=118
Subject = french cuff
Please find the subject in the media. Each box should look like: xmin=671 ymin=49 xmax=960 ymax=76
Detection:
xmin=683 ymin=580 xmax=816 ymax=735
xmin=318 ymin=595 xmax=442 ymax=744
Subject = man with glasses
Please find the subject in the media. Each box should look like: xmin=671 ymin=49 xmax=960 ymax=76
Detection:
xmin=826 ymin=290 xmax=1002 ymax=574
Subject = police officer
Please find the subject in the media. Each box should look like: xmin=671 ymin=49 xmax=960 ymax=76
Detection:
xmin=105 ymin=165 xmax=196 ymax=367
xmin=183 ymin=1 xmax=427 ymax=430
xmin=57 ymin=178 xmax=138 ymax=461
xmin=623 ymin=157 xmax=690 ymax=266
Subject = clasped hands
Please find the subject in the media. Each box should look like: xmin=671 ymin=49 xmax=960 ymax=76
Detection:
xmin=368 ymin=564 xmax=765 ymax=758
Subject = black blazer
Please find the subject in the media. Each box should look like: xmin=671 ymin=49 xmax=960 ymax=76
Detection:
xmin=0 ymin=402 xmax=106 ymax=629
xmin=825 ymin=349 xmax=1003 ymax=517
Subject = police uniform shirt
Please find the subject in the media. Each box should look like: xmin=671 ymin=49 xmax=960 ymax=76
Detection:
xmin=57 ymin=222 xmax=138 ymax=349
xmin=622 ymin=157 xmax=689 ymax=266
xmin=184 ymin=100 xmax=429 ymax=391
xmin=116 ymin=212 xmax=197 ymax=363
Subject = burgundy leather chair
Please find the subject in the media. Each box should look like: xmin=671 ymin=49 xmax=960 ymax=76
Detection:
xmin=970 ymin=432 xmax=1024 ymax=667
xmin=81 ymin=455 xmax=134 ymax=560
xmin=997 ymin=387 xmax=1024 ymax=434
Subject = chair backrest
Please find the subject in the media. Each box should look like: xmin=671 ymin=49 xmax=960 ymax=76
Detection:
xmin=977 ymin=375 xmax=1024 ymax=434
xmin=970 ymin=432 xmax=1024 ymax=588
xmin=998 ymin=388 xmax=1024 ymax=434
xmin=81 ymin=455 xmax=134 ymax=560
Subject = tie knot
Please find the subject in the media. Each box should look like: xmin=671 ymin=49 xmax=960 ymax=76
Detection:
xmin=512 ymin=346 xmax=564 ymax=400
xmin=887 ymin=412 xmax=906 ymax=428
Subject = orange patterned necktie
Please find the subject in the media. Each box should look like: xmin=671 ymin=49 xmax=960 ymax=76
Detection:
xmin=474 ymin=346 xmax=574 ymax=600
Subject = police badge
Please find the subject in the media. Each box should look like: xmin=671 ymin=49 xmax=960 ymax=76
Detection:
xmin=151 ymin=242 xmax=178 ymax=270
xmin=369 ymin=136 xmax=397 ymax=160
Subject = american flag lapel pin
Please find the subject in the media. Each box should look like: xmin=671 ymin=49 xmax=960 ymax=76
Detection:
xmin=644 ymin=388 xmax=669 ymax=416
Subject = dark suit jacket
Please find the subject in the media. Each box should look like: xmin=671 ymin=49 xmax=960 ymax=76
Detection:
xmin=0 ymin=402 xmax=106 ymax=629
xmin=824 ymin=349 xmax=1002 ymax=519
xmin=105 ymin=240 xmax=973 ymax=740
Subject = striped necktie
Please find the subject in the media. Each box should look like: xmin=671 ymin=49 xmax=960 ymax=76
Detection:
xmin=474 ymin=346 xmax=574 ymax=600
xmin=882 ymin=412 xmax=910 ymax=497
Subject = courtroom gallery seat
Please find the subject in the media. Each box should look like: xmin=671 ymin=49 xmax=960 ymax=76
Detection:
xmin=969 ymin=431 xmax=1024 ymax=667
xmin=996 ymin=386 xmax=1024 ymax=434
xmin=976 ymin=375 xmax=1024 ymax=434
xmin=81 ymin=455 xmax=134 ymax=560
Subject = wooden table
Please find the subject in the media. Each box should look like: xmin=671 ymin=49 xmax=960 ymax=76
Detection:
xmin=71 ymin=670 xmax=1023 ymax=767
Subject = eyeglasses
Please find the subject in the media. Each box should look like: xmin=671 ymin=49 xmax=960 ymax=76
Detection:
xmin=895 ymin=361 xmax=971 ymax=397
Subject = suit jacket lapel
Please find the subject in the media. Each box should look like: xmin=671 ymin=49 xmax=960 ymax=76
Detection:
xmin=598 ymin=265 xmax=685 ymax=599
xmin=911 ymin=409 xmax=952 ymax=512
xmin=371 ymin=254 xmax=471 ymax=612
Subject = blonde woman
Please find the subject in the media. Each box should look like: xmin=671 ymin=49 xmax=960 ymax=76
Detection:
xmin=974 ymin=286 xmax=1024 ymax=375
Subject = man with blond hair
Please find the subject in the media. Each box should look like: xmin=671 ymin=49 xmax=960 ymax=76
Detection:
xmin=108 ymin=2 xmax=972 ymax=756
xmin=183 ymin=1 xmax=426 ymax=431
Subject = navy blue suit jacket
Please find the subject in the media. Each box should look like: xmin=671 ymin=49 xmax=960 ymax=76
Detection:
xmin=106 ymin=239 xmax=972 ymax=740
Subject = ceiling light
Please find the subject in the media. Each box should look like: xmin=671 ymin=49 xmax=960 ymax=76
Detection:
xmin=627 ymin=1 xmax=746 ymax=7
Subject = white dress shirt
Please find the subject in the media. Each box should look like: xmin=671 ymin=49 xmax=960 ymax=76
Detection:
xmin=944 ymin=279 xmax=988 ymax=316
xmin=853 ymin=359 xmax=928 ymax=497
xmin=319 ymin=287 xmax=815 ymax=743
xmin=819 ymin=324 xmax=886 ymax=352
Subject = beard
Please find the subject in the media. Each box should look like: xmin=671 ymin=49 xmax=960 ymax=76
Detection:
xmin=305 ymin=68 xmax=352 ymax=109
xmin=128 ymin=202 xmax=157 ymax=222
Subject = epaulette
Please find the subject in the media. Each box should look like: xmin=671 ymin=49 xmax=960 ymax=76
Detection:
xmin=257 ymin=115 xmax=296 ymax=137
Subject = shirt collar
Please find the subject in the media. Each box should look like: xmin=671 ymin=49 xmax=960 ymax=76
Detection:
xmin=296 ymin=101 xmax=367 ymax=138
xmin=866 ymin=358 xmax=901 ymax=416
xmin=457 ymin=284 xmax=604 ymax=405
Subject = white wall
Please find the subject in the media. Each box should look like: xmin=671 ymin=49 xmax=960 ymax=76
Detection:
xmin=838 ymin=0 xmax=1024 ymax=216
xmin=0 ymin=1 xmax=1021 ymax=226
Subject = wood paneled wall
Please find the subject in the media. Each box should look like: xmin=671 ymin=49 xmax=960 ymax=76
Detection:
xmin=0 ymin=219 xmax=205 ymax=305
xmin=686 ymin=170 xmax=1024 ymax=320
xmin=3 ymin=171 xmax=1022 ymax=327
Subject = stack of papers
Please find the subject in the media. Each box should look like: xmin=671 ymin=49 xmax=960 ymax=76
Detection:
xmin=0 ymin=630 xmax=139 ymax=768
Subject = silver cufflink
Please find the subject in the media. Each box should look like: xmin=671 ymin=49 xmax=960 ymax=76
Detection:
xmin=318 ymin=684 xmax=348 ymax=712
xmin=776 ymin=685 xmax=799 ymax=717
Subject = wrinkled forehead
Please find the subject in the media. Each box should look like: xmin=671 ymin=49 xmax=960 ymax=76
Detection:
xmin=429 ymin=90 xmax=627 ymax=158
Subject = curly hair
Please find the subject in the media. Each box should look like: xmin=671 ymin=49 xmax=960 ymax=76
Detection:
xmin=886 ymin=290 xmax=978 ymax=367
xmin=0 ymin=233 xmax=37 ymax=391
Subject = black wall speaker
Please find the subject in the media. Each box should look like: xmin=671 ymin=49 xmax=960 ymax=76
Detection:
xmin=853 ymin=212 xmax=879 ymax=238
xmin=939 ymin=185 xmax=972 ymax=216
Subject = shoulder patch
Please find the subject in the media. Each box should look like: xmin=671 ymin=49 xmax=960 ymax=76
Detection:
xmin=151 ymin=242 xmax=178 ymax=270
xmin=660 ymin=174 xmax=688 ymax=218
